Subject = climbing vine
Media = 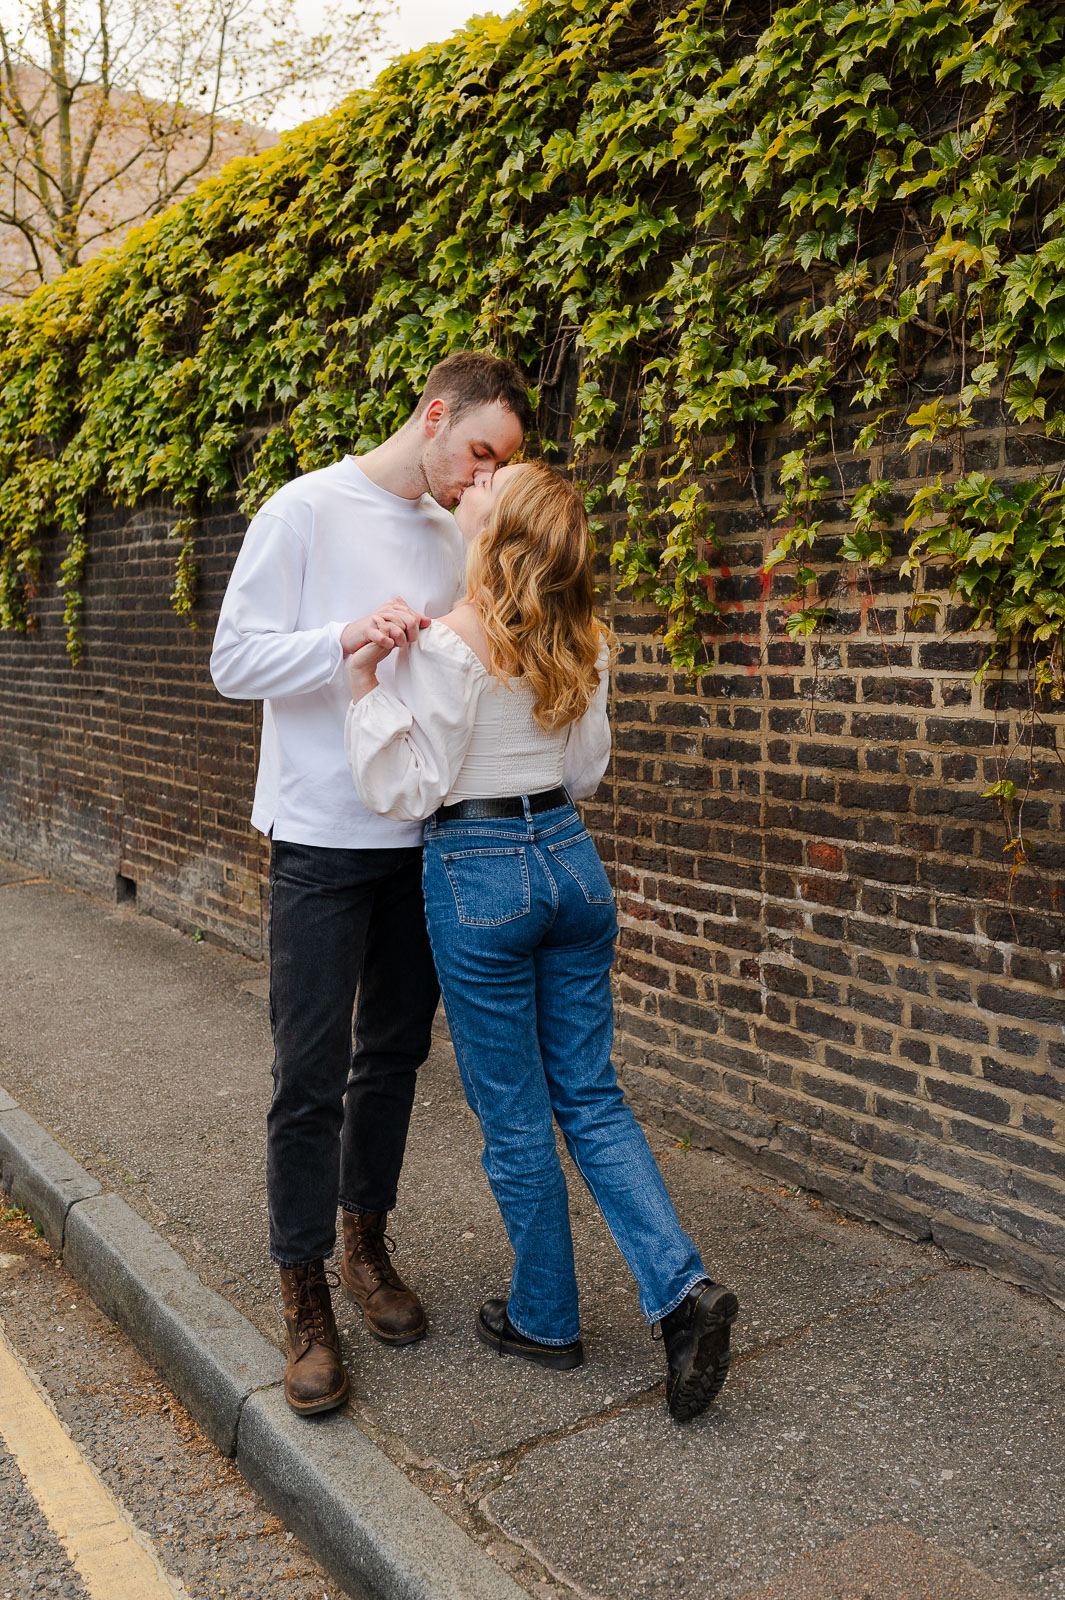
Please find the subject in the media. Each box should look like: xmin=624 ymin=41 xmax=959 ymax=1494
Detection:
xmin=0 ymin=0 xmax=1064 ymax=719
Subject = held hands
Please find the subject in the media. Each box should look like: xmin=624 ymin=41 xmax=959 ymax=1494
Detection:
xmin=345 ymin=596 xmax=428 ymax=702
xmin=341 ymin=596 xmax=428 ymax=657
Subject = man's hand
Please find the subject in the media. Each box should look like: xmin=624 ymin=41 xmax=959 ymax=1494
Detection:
xmin=341 ymin=596 xmax=429 ymax=658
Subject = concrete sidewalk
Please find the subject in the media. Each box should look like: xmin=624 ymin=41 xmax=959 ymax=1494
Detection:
xmin=1 ymin=853 xmax=1064 ymax=1600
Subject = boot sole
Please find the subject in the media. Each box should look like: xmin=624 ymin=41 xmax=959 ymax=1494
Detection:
xmin=340 ymin=1275 xmax=428 ymax=1345
xmin=284 ymin=1369 xmax=350 ymax=1416
xmin=363 ymin=1312 xmax=427 ymax=1346
xmin=667 ymin=1285 xmax=739 ymax=1423
xmin=475 ymin=1309 xmax=583 ymax=1370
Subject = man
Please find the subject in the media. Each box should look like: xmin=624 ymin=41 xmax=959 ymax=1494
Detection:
xmin=211 ymin=352 xmax=531 ymax=1414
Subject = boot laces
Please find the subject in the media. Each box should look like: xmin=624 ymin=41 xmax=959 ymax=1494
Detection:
xmin=291 ymin=1267 xmax=340 ymax=1353
xmin=355 ymin=1224 xmax=403 ymax=1291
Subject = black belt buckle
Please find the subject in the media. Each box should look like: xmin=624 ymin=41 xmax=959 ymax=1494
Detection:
xmin=436 ymin=786 xmax=569 ymax=823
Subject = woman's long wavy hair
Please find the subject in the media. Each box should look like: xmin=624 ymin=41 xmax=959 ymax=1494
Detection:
xmin=465 ymin=461 xmax=614 ymax=730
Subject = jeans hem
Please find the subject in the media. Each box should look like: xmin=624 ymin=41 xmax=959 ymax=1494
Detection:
xmin=506 ymin=1303 xmax=581 ymax=1347
xmin=646 ymin=1272 xmax=710 ymax=1326
xmin=270 ymin=1251 xmax=335 ymax=1270
xmin=338 ymin=1200 xmax=398 ymax=1216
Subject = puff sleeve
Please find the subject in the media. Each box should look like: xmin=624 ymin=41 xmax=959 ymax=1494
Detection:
xmin=563 ymin=645 xmax=612 ymax=799
xmin=345 ymin=624 xmax=488 ymax=821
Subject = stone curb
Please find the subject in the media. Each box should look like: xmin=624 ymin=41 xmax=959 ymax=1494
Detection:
xmin=0 ymin=1091 xmax=525 ymax=1600
xmin=0 ymin=1105 xmax=102 ymax=1248
xmin=63 ymin=1191 xmax=283 ymax=1456
xmin=238 ymin=1388 xmax=519 ymax=1600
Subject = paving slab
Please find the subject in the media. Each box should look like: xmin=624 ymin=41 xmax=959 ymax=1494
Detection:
xmin=736 ymin=1525 xmax=1032 ymax=1600
xmin=338 ymin=1130 xmax=937 ymax=1471
xmin=484 ymin=1267 xmax=1065 ymax=1600
xmin=3 ymin=859 xmax=1065 ymax=1600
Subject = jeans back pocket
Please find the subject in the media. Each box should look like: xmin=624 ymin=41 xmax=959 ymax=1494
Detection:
xmin=546 ymin=830 xmax=614 ymax=905
xmin=441 ymin=847 xmax=531 ymax=926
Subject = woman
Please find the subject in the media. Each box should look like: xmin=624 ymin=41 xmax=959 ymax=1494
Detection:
xmin=344 ymin=460 xmax=738 ymax=1422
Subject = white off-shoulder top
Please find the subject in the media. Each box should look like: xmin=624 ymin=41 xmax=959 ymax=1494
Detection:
xmin=344 ymin=621 xmax=611 ymax=823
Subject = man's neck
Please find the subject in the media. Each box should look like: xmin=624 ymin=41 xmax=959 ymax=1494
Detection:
xmin=355 ymin=427 xmax=426 ymax=501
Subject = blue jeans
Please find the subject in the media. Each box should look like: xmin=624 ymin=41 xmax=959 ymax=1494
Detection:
xmin=422 ymin=798 xmax=707 ymax=1345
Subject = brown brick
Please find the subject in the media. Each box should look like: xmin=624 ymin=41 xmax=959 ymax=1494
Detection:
xmin=3 ymin=366 xmax=1064 ymax=1318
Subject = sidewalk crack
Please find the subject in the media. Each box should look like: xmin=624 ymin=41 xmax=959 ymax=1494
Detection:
xmin=729 ymin=1265 xmax=965 ymax=1370
xmin=468 ymin=1265 xmax=963 ymax=1498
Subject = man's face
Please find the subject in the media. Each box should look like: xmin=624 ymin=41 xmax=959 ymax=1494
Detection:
xmin=453 ymin=460 xmax=523 ymax=542
xmin=419 ymin=399 xmax=525 ymax=510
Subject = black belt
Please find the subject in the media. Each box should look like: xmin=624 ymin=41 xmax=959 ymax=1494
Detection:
xmin=436 ymin=786 xmax=570 ymax=822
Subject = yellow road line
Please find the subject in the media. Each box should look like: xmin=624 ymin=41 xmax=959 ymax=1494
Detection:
xmin=0 ymin=1320 xmax=188 ymax=1598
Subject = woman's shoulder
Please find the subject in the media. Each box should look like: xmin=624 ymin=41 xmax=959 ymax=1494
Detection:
xmin=429 ymin=604 xmax=491 ymax=673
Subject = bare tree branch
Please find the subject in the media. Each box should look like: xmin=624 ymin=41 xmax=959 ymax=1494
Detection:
xmin=0 ymin=0 xmax=389 ymax=296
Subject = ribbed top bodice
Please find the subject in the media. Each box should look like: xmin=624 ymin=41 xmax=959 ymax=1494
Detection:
xmin=346 ymin=621 xmax=612 ymax=823
xmin=445 ymin=674 xmax=569 ymax=801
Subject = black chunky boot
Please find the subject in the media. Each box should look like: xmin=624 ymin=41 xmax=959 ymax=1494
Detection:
xmin=476 ymin=1298 xmax=584 ymax=1370
xmin=660 ymin=1280 xmax=739 ymax=1422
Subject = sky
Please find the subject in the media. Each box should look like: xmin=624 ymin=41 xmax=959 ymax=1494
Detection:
xmin=371 ymin=1 xmax=501 ymax=70
xmin=270 ymin=0 xmax=507 ymax=125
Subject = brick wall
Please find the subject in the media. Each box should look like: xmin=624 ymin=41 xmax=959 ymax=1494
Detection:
xmin=582 ymin=412 xmax=1065 ymax=1308
xmin=0 ymin=499 xmax=267 ymax=949
xmin=1 ymin=417 xmax=1064 ymax=1305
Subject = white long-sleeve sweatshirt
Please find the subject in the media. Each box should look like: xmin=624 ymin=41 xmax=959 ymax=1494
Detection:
xmin=210 ymin=456 xmax=463 ymax=847
xmin=345 ymin=622 xmax=612 ymax=823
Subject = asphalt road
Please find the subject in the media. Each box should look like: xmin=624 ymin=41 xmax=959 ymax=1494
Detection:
xmin=0 ymin=1199 xmax=346 ymax=1600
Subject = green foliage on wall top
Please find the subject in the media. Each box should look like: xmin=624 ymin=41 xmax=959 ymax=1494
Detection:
xmin=1 ymin=0 xmax=1064 ymax=693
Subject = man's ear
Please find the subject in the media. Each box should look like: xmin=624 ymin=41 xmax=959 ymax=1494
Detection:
xmin=422 ymin=398 xmax=448 ymax=436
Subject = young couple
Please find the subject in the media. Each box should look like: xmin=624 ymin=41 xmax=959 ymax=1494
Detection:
xmin=211 ymin=352 xmax=738 ymax=1426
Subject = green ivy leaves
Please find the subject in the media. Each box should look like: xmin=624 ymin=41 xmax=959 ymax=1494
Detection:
xmin=0 ymin=0 xmax=1062 ymax=695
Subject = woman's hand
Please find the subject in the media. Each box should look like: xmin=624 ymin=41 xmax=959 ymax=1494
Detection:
xmin=348 ymin=637 xmax=394 ymax=702
xmin=345 ymin=596 xmax=428 ymax=703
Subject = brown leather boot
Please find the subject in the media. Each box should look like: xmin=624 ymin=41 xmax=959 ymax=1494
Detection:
xmin=279 ymin=1262 xmax=349 ymax=1415
xmin=340 ymin=1211 xmax=427 ymax=1344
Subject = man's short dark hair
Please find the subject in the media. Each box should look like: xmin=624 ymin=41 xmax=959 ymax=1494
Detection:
xmin=414 ymin=351 xmax=534 ymax=433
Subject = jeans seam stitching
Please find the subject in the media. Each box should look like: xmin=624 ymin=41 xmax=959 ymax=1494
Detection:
xmin=647 ymin=1273 xmax=709 ymax=1325
xmin=442 ymin=851 xmax=531 ymax=926
xmin=504 ymin=1311 xmax=581 ymax=1347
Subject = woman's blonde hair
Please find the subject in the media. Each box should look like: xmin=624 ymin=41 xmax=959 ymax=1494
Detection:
xmin=465 ymin=461 xmax=613 ymax=730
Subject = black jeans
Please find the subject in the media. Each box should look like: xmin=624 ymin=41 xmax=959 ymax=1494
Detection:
xmin=266 ymin=840 xmax=439 ymax=1267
